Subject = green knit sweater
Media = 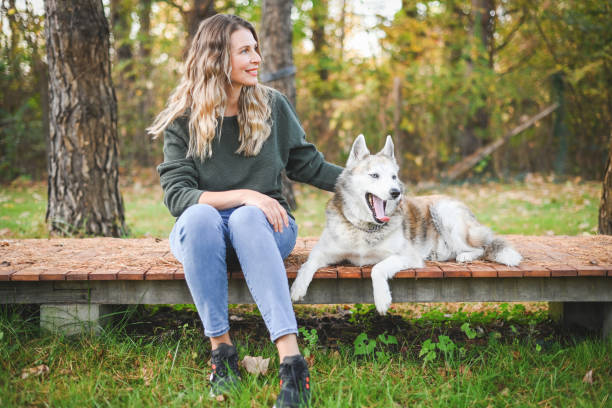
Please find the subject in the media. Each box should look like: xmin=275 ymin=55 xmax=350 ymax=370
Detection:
xmin=157 ymin=89 xmax=343 ymax=218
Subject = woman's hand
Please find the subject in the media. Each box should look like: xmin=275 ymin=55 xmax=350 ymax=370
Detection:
xmin=198 ymin=189 xmax=289 ymax=233
xmin=240 ymin=190 xmax=289 ymax=233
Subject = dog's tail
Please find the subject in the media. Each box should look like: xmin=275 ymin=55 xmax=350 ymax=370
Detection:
xmin=483 ymin=237 xmax=522 ymax=266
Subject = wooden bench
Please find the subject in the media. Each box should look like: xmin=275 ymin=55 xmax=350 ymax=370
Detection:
xmin=1 ymin=236 xmax=611 ymax=337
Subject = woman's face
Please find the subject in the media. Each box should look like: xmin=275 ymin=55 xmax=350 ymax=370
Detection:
xmin=229 ymin=28 xmax=261 ymax=88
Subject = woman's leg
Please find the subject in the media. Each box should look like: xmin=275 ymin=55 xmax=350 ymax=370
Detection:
xmin=169 ymin=204 xmax=231 ymax=343
xmin=227 ymin=205 xmax=299 ymax=349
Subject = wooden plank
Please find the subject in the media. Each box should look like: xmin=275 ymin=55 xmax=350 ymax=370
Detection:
xmin=547 ymin=264 xmax=578 ymax=277
xmin=145 ymin=266 xmax=177 ymax=280
xmin=117 ymin=266 xmax=148 ymax=280
xmin=468 ymin=264 xmax=497 ymax=278
xmin=573 ymin=265 xmax=607 ymax=277
xmin=285 ymin=265 xmax=298 ymax=280
xmin=361 ymin=266 xmax=373 ymax=278
xmin=439 ymin=264 xmax=471 ymax=278
xmin=395 ymin=269 xmax=416 ymax=278
xmin=337 ymin=266 xmax=362 ymax=279
xmin=89 ymin=267 xmax=120 ymax=280
xmin=491 ymin=264 xmax=524 ymax=278
xmin=414 ymin=265 xmax=443 ymax=279
xmin=10 ymin=265 xmax=45 ymax=281
xmin=0 ymin=262 xmax=30 ymax=281
xmin=518 ymin=262 xmax=550 ymax=277
xmin=314 ymin=266 xmax=337 ymax=279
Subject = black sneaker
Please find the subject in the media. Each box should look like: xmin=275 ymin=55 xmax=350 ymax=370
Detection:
xmin=209 ymin=343 xmax=241 ymax=397
xmin=274 ymin=355 xmax=311 ymax=408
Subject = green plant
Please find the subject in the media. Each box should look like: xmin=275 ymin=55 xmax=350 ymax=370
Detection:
xmin=353 ymin=332 xmax=398 ymax=363
xmin=353 ymin=332 xmax=377 ymax=357
xmin=461 ymin=322 xmax=478 ymax=339
xmin=419 ymin=335 xmax=459 ymax=367
xmin=348 ymin=303 xmax=376 ymax=324
xmin=298 ymin=327 xmax=319 ymax=358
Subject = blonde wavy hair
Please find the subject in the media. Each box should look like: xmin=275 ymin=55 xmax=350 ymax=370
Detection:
xmin=147 ymin=14 xmax=272 ymax=159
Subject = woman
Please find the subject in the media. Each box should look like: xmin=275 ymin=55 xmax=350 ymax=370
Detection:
xmin=148 ymin=14 xmax=342 ymax=407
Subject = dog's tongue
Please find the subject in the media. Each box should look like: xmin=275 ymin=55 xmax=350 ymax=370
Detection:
xmin=372 ymin=195 xmax=390 ymax=222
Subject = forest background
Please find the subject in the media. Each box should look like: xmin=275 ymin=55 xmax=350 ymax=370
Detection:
xmin=1 ymin=0 xmax=611 ymax=185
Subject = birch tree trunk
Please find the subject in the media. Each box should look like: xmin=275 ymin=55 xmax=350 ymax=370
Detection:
xmin=45 ymin=0 xmax=126 ymax=237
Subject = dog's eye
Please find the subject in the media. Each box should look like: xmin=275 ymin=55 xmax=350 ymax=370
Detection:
xmin=369 ymin=173 xmax=379 ymax=179
xmin=392 ymin=175 xmax=397 ymax=180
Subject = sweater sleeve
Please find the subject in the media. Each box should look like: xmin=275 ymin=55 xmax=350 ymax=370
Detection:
xmin=156 ymin=117 xmax=203 ymax=217
xmin=278 ymin=94 xmax=343 ymax=192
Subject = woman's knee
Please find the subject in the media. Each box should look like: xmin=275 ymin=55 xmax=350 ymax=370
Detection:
xmin=178 ymin=204 xmax=223 ymax=235
xmin=228 ymin=205 xmax=268 ymax=231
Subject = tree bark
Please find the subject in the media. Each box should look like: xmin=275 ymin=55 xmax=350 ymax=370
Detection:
xmin=185 ymin=0 xmax=215 ymax=49
xmin=261 ymin=0 xmax=297 ymax=210
xmin=599 ymin=134 xmax=612 ymax=234
xmin=261 ymin=0 xmax=296 ymax=106
xmin=45 ymin=0 xmax=126 ymax=237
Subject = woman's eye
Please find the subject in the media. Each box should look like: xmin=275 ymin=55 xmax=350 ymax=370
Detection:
xmin=369 ymin=173 xmax=379 ymax=179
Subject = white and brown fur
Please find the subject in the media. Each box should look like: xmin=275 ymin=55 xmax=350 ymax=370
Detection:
xmin=290 ymin=134 xmax=522 ymax=314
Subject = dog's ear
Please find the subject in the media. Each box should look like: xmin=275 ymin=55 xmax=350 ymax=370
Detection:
xmin=347 ymin=134 xmax=370 ymax=167
xmin=379 ymin=135 xmax=395 ymax=161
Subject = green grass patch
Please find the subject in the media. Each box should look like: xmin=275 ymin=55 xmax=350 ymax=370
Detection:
xmin=1 ymin=305 xmax=610 ymax=407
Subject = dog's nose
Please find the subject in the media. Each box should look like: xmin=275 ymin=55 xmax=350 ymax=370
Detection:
xmin=390 ymin=188 xmax=401 ymax=199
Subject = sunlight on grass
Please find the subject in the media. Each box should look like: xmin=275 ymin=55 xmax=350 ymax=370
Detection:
xmin=0 ymin=176 xmax=603 ymax=238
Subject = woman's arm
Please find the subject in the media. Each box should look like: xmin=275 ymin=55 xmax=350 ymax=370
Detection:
xmin=199 ymin=189 xmax=289 ymax=233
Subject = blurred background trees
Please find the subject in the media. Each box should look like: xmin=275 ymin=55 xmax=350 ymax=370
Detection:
xmin=1 ymin=0 xmax=610 ymax=184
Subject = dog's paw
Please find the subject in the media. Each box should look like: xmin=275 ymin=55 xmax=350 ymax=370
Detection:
xmin=496 ymin=247 xmax=522 ymax=266
xmin=456 ymin=252 xmax=476 ymax=263
xmin=290 ymin=281 xmax=308 ymax=302
xmin=372 ymin=281 xmax=392 ymax=315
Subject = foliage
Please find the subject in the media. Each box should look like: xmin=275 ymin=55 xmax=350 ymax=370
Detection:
xmin=298 ymin=327 xmax=318 ymax=358
xmin=1 ymin=1 xmax=610 ymax=184
xmin=353 ymin=332 xmax=398 ymax=363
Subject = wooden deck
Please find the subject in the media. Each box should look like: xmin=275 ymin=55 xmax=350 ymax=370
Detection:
xmin=2 ymin=235 xmax=610 ymax=336
xmin=1 ymin=235 xmax=610 ymax=282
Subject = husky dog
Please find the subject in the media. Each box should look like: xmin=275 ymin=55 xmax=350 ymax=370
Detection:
xmin=290 ymin=134 xmax=522 ymax=314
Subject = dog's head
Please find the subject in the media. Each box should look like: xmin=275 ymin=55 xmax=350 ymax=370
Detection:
xmin=338 ymin=134 xmax=403 ymax=225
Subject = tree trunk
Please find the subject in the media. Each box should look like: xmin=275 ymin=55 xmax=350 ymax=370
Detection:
xmin=185 ymin=0 xmax=215 ymax=49
xmin=460 ymin=0 xmax=495 ymax=158
xmin=261 ymin=0 xmax=297 ymax=210
xmin=261 ymin=0 xmax=296 ymax=105
xmin=45 ymin=0 xmax=126 ymax=237
xmin=599 ymin=134 xmax=612 ymax=234
xmin=137 ymin=0 xmax=154 ymax=166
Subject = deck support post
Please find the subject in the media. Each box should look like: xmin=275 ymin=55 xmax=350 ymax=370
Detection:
xmin=40 ymin=304 xmax=113 ymax=336
xmin=549 ymin=302 xmax=612 ymax=339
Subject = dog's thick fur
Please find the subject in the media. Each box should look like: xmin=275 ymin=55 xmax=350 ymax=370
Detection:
xmin=290 ymin=134 xmax=522 ymax=314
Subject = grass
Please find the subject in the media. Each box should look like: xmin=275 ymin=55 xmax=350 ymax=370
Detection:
xmin=0 ymin=175 xmax=610 ymax=407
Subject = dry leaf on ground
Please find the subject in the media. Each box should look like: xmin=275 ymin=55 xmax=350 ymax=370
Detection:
xmin=582 ymin=369 xmax=593 ymax=384
xmin=240 ymin=355 xmax=270 ymax=375
xmin=20 ymin=364 xmax=49 ymax=379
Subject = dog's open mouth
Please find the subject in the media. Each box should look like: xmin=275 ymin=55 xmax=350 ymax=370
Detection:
xmin=366 ymin=193 xmax=390 ymax=223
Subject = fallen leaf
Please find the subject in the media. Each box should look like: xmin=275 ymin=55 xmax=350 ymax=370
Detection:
xmin=215 ymin=394 xmax=225 ymax=402
xmin=499 ymin=387 xmax=510 ymax=396
xmin=20 ymin=364 xmax=49 ymax=379
xmin=582 ymin=369 xmax=593 ymax=384
xmin=240 ymin=355 xmax=270 ymax=376
xmin=458 ymin=365 xmax=472 ymax=377
xmin=305 ymin=355 xmax=315 ymax=367
xmin=229 ymin=315 xmax=244 ymax=321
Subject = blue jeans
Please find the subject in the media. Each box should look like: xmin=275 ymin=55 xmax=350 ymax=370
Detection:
xmin=169 ymin=204 xmax=299 ymax=342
